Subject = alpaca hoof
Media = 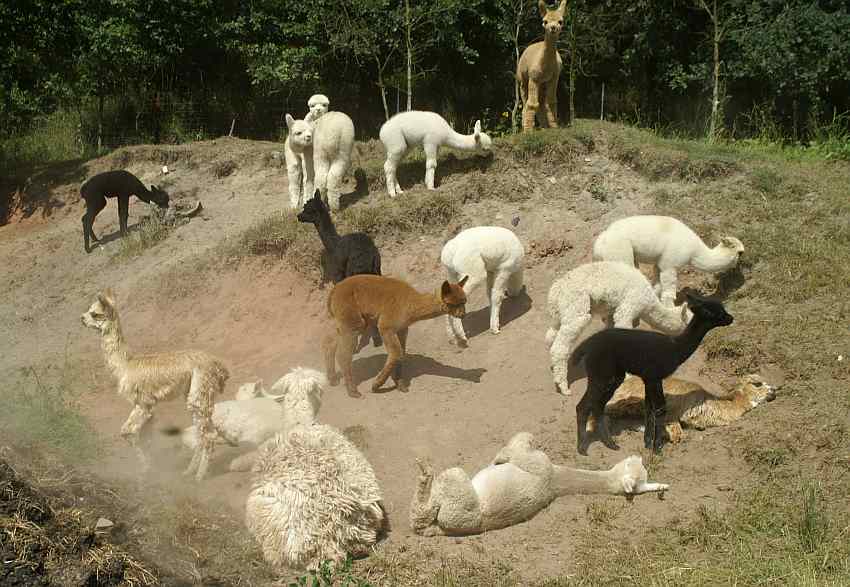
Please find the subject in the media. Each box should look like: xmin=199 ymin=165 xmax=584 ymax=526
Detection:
xmin=328 ymin=374 xmax=340 ymax=386
xmin=347 ymin=388 xmax=363 ymax=399
xmin=490 ymin=327 xmax=500 ymax=335
xmin=397 ymin=381 xmax=410 ymax=393
xmin=602 ymin=438 xmax=620 ymax=451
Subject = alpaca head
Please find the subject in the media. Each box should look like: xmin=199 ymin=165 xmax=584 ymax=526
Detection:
xmin=235 ymin=379 xmax=265 ymax=401
xmin=538 ymin=0 xmax=567 ymax=37
xmin=738 ymin=374 xmax=777 ymax=408
xmin=264 ymin=367 xmax=327 ymax=417
xmin=285 ymin=114 xmax=313 ymax=151
xmin=440 ymin=276 xmax=469 ymax=318
xmin=306 ymin=94 xmax=330 ymax=122
xmin=611 ymin=455 xmax=649 ymax=494
xmin=473 ymin=120 xmax=493 ymax=152
xmin=717 ymin=236 xmax=745 ymax=267
xmin=147 ymin=184 xmax=170 ymax=208
xmin=683 ymin=290 xmax=733 ymax=327
xmin=297 ymin=190 xmax=328 ymax=225
xmin=81 ymin=290 xmax=117 ymax=332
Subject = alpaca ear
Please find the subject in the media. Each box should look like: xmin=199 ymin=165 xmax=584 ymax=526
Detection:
xmin=97 ymin=290 xmax=115 ymax=313
xmin=473 ymin=120 xmax=482 ymax=143
xmin=440 ymin=280 xmax=452 ymax=299
xmin=312 ymin=189 xmax=322 ymax=201
xmin=285 ymin=114 xmax=295 ymax=130
xmin=458 ymin=275 xmax=469 ymax=288
xmin=538 ymin=0 xmax=549 ymax=17
xmin=558 ymin=0 xmax=567 ymax=14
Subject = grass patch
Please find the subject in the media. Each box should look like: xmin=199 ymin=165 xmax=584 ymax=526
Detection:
xmin=501 ymin=127 xmax=588 ymax=165
xmin=115 ymin=211 xmax=172 ymax=259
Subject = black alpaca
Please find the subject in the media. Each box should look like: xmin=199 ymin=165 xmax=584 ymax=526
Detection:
xmin=567 ymin=291 xmax=734 ymax=455
xmin=80 ymin=170 xmax=170 ymax=253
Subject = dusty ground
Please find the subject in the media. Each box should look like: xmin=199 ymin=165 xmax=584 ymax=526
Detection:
xmin=0 ymin=129 xmax=782 ymax=584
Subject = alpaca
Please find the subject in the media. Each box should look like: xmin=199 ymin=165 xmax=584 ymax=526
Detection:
xmin=180 ymin=367 xmax=327 ymax=472
xmin=516 ymin=1 xmax=567 ymax=131
xmin=379 ymin=111 xmax=492 ymax=198
xmin=305 ymin=94 xmax=330 ymax=122
xmin=245 ymin=423 xmax=384 ymax=571
xmin=546 ymin=262 xmax=692 ymax=396
xmin=322 ymin=274 xmax=468 ymax=398
xmin=80 ymin=170 xmax=170 ymax=253
xmin=592 ymin=215 xmax=745 ymax=306
xmin=440 ymin=226 xmax=525 ymax=345
xmin=285 ymin=112 xmax=355 ymax=211
xmin=568 ymin=290 xmax=734 ymax=455
xmin=410 ymin=432 xmax=668 ymax=536
xmin=81 ymin=290 xmax=228 ymax=481
xmin=602 ymin=373 xmax=776 ymax=443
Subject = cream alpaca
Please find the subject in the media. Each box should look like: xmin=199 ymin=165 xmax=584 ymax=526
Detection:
xmin=592 ymin=215 xmax=745 ymax=306
xmin=441 ymin=226 xmax=525 ymax=345
xmin=603 ymin=373 xmax=776 ymax=443
xmin=379 ymin=111 xmax=492 ymax=198
xmin=516 ymin=1 xmax=567 ymax=131
xmin=323 ymin=274 xmax=468 ymax=398
xmin=546 ymin=262 xmax=691 ymax=395
xmin=246 ymin=424 xmax=384 ymax=571
xmin=305 ymin=94 xmax=330 ymax=122
xmin=410 ymin=432 xmax=668 ymax=536
xmin=81 ymin=291 xmax=228 ymax=481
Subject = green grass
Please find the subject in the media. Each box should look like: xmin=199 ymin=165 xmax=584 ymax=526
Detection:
xmin=115 ymin=211 xmax=173 ymax=258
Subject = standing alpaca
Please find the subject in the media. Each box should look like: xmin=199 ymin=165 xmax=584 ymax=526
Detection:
xmin=592 ymin=215 xmax=745 ymax=306
xmin=81 ymin=291 xmax=228 ymax=481
xmin=516 ymin=1 xmax=567 ymax=131
xmin=546 ymin=262 xmax=692 ymax=395
xmin=568 ymin=291 xmax=734 ymax=455
xmin=322 ymin=275 xmax=468 ymax=398
xmin=305 ymin=94 xmax=330 ymax=122
xmin=80 ymin=170 xmax=170 ymax=253
xmin=379 ymin=111 xmax=492 ymax=198
xmin=441 ymin=226 xmax=525 ymax=346
xmin=410 ymin=432 xmax=668 ymax=536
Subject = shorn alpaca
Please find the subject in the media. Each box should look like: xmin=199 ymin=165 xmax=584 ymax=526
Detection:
xmin=81 ymin=291 xmax=228 ymax=481
xmin=516 ymin=1 xmax=567 ymax=131
xmin=80 ymin=169 xmax=169 ymax=253
xmin=568 ymin=291 xmax=734 ymax=455
xmin=285 ymin=111 xmax=355 ymax=211
xmin=441 ymin=226 xmax=525 ymax=345
xmin=603 ymin=373 xmax=776 ymax=443
xmin=546 ymin=262 xmax=691 ymax=396
xmin=322 ymin=274 xmax=468 ymax=398
xmin=379 ymin=111 xmax=492 ymax=198
xmin=246 ymin=423 xmax=384 ymax=571
xmin=410 ymin=432 xmax=668 ymax=536
xmin=592 ymin=215 xmax=745 ymax=306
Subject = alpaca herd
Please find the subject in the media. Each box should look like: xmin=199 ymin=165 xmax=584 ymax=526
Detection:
xmin=77 ymin=86 xmax=774 ymax=574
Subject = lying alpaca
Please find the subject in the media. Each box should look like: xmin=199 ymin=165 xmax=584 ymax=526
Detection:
xmin=305 ymin=93 xmax=330 ymax=122
xmin=322 ymin=274 xmax=468 ymax=398
xmin=516 ymin=1 xmax=567 ymax=131
xmin=379 ymin=111 xmax=492 ymax=198
xmin=80 ymin=170 xmax=170 ymax=253
xmin=440 ymin=226 xmax=525 ymax=345
xmin=568 ymin=291 xmax=734 ymax=454
xmin=246 ymin=424 xmax=384 ymax=571
xmin=410 ymin=432 xmax=668 ymax=536
xmin=180 ymin=367 xmax=326 ymax=472
xmin=592 ymin=215 xmax=745 ymax=306
xmin=546 ymin=262 xmax=692 ymax=396
xmin=81 ymin=290 xmax=228 ymax=481
xmin=602 ymin=373 xmax=776 ymax=443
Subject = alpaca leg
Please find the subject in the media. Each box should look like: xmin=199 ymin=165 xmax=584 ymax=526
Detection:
xmin=576 ymin=378 xmax=607 ymax=456
xmin=322 ymin=330 xmax=340 ymax=387
xmin=337 ymin=329 xmax=361 ymax=398
xmin=314 ymin=157 xmax=330 ymax=204
xmin=506 ymin=267 xmax=524 ymax=297
xmin=424 ymin=143 xmax=438 ymax=190
xmin=545 ymin=74 xmax=560 ymax=127
xmin=392 ymin=327 xmax=409 ymax=392
xmin=658 ymin=268 xmax=678 ymax=307
xmin=430 ymin=467 xmax=483 ymax=534
xmin=384 ymin=149 xmax=405 ymax=198
xmin=120 ymin=405 xmax=153 ymax=472
xmin=489 ymin=270 xmax=512 ymax=334
xmin=372 ymin=327 xmax=403 ymax=392
xmin=410 ymin=459 xmax=441 ymax=535
xmin=285 ymin=147 xmax=304 ymax=209
xmin=325 ymin=158 xmax=347 ymax=211
xmin=612 ymin=305 xmax=639 ymax=330
xmin=545 ymin=308 xmax=560 ymax=349
xmin=591 ymin=373 xmax=625 ymax=451
xmin=302 ymin=149 xmax=315 ymax=202
xmin=550 ymin=312 xmax=592 ymax=395
xmin=643 ymin=379 xmax=667 ymax=452
xmin=186 ymin=370 xmax=216 ymax=481
xmin=522 ymin=81 xmax=540 ymax=131
xmin=447 ymin=265 xmax=485 ymax=346
xmin=117 ymin=196 xmax=129 ymax=236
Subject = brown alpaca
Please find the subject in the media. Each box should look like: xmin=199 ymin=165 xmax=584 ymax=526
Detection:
xmin=322 ymin=275 xmax=468 ymax=398
xmin=81 ymin=290 xmax=230 ymax=481
xmin=516 ymin=0 xmax=567 ymax=131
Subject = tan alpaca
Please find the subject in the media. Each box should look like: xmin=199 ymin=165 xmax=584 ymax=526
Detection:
xmin=601 ymin=374 xmax=777 ymax=443
xmin=516 ymin=0 xmax=567 ymax=131
xmin=322 ymin=275 xmax=468 ymax=398
xmin=81 ymin=291 xmax=229 ymax=481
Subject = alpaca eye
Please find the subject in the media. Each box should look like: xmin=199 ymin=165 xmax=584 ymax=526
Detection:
xmin=752 ymin=381 xmax=763 ymax=387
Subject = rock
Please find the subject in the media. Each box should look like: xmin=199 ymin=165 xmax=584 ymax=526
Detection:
xmin=95 ymin=517 xmax=114 ymax=531
xmin=511 ymin=216 xmax=520 ymax=227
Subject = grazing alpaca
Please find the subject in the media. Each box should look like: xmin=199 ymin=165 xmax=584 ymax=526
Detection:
xmin=592 ymin=215 xmax=745 ymax=306
xmin=305 ymin=93 xmax=330 ymax=122
xmin=568 ymin=291 xmax=734 ymax=455
xmin=322 ymin=274 xmax=468 ymax=398
xmin=546 ymin=262 xmax=692 ymax=395
xmin=410 ymin=432 xmax=668 ymax=536
xmin=81 ymin=291 xmax=228 ymax=481
xmin=80 ymin=170 xmax=170 ymax=253
xmin=603 ymin=373 xmax=776 ymax=443
xmin=246 ymin=424 xmax=384 ymax=571
xmin=379 ymin=111 xmax=492 ymax=198
xmin=440 ymin=226 xmax=525 ymax=345
xmin=516 ymin=1 xmax=567 ymax=131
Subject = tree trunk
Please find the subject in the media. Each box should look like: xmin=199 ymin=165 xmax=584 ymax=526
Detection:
xmin=511 ymin=8 xmax=522 ymax=133
xmin=707 ymin=0 xmax=722 ymax=143
xmin=569 ymin=8 xmax=577 ymax=124
xmin=97 ymin=94 xmax=104 ymax=152
xmin=376 ymin=58 xmax=390 ymax=121
xmin=405 ymin=0 xmax=412 ymax=111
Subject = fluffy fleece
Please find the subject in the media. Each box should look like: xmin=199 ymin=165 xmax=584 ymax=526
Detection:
xmin=546 ymin=261 xmax=691 ymax=396
xmin=592 ymin=215 xmax=745 ymax=306
xmin=305 ymin=94 xmax=330 ymax=122
xmin=516 ymin=1 xmax=566 ymax=131
xmin=245 ymin=424 xmax=384 ymax=571
xmin=410 ymin=432 xmax=668 ymax=536
xmin=440 ymin=226 xmax=525 ymax=345
xmin=379 ymin=111 xmax=492 ymax=198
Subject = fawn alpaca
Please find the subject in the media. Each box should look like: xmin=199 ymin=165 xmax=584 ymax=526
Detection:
xmin=568 ymin=291 xmax=733 ymax=455
xmin=516 ymin=1 xmax=567 ymax=131
xmin=322 ymin=275 xmax=468 ymax=398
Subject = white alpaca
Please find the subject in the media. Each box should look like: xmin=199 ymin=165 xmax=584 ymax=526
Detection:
xmin=410 ymin=432 xmax=668 ymax=536
xmin=305 ymin=94 xmax=330 ymax=122
xmin=285 ymin=111 xmax=355 ymax=211
xmin=379 ymin=111 xmax=492 ymax=198
xmin=546 ymin=262 xmax=692 ymax=395
xmin=246 ymin=424 xmax=384 ymax=571
xmin=440 ymin=226 xmax=525 ymax=345
xmin=181 ymin=367 xmax=326 ymax=472
xmin=592 ymin=215 xmax=745 ymax=306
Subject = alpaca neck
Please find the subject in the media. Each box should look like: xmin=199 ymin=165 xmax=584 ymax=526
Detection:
xmin=672 ymin=318 xmax=716 ymax=367
xmin=551 ymin=465 xmax=619 ymax=497
xmin=313 ymin=213 xmax=340 ymax=252
xmin=101 ymin=319 xmax=129 ymax=377
xmin=444 ymin=129 xmax=477 ymax=151
xmin=405 ymin=290 xmax=447 ymax=325
xmin=542 ymin=30 xmax=560 ymax=58
xmin=691 ymin=243 xmax=736 ymax=272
